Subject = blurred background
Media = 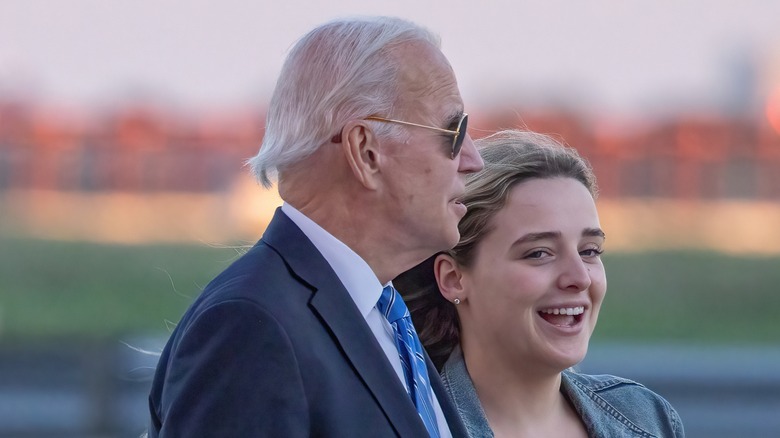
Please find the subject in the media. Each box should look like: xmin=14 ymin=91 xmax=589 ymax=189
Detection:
xmin=1 ymin=1 xmax=779 ymax=437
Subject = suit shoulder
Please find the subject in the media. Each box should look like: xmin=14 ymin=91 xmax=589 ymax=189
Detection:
xmin=173 ymin=240 xmax=313 ymax=335
xmin=199 ymin=241 xmax=306 ymax=303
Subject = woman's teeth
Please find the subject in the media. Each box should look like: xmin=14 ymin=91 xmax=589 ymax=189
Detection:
xmin=540 ymin=307 xmax=584 ymax=316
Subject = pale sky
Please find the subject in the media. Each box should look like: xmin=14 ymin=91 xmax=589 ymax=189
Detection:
xmin=2 ymin=0 xmax=780 ymax=118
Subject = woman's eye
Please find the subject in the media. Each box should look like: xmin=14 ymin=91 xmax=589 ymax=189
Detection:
xmin=525 ymin=250 xmax=549 ymax=259
xmin=580 ymin=248 xmax=604 ymax=257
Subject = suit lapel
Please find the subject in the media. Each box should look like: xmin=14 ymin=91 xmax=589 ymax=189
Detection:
xmin=262 ymin=209 xmax=428 ymax=436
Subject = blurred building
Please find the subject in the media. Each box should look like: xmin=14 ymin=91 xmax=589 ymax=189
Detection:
xmin=1 ymin=98 xmax=779 ymax=198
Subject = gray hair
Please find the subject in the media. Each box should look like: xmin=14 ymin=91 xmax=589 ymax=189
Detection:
xmin=247 ymin=16 xmax=441 ymax=188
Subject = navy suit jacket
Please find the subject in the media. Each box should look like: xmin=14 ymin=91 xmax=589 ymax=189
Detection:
xmin=148 ymin=208 xmax=468 ymax=437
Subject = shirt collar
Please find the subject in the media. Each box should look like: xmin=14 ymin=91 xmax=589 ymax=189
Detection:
xmin=281 ymin=202 xmax=384 ymax=317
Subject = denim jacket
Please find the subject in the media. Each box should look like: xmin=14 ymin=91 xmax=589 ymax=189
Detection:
xmin=440 ymin=347 xmax=685 ymax=438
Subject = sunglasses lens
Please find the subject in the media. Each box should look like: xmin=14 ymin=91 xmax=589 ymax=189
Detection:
xmin=452 ymin=114 xmax=468 ymax=158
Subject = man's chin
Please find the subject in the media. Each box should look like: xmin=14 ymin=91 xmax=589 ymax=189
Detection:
xmin=441 ymin=226 xmax=461 ymax=252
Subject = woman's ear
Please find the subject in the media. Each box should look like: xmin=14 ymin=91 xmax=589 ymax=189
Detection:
xmin=341 ymin=121 xmax=381 ymax=190
xmin=434 ymin=253 xmax=467 ymax=304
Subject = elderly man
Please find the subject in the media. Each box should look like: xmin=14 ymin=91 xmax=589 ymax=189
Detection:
xmin=148 ymin=16 xmax=483 ymax=437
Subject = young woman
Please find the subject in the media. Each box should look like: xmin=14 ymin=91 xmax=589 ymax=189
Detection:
xmin=395 ymin=130 xmax=684 ymax=437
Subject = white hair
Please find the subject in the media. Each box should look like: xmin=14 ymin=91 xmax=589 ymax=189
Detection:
xmin=246 ymin=16 xmax=441 ymax=188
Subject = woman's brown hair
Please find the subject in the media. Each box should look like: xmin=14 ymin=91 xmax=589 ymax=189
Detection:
xmin=395 ymin=129 xmax=598 ymax=370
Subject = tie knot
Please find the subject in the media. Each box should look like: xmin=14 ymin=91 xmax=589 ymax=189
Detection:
xmin=376 ymin=285 xmax=410 ymax=323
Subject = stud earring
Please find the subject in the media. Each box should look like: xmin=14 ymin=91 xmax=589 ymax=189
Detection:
xmin=453 ymin=298 xmax=461 ymax=305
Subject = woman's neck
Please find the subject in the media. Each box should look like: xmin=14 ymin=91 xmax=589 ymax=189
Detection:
xmin=462 ymin=344 xmax=587 ymax=438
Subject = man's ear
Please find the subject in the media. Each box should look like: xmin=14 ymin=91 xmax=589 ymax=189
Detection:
xmin=434 ymin=253 xmax=467 ymax=304
xmin=341 ymin=121 xmax=381 ymax=190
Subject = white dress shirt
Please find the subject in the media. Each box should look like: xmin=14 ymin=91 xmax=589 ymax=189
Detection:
xmin=281 ymin=203 xmax=452 ymax=438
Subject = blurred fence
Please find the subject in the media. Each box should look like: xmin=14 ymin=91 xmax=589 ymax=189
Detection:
xmin=579 ymin=343 xmax=780 ymax=438
xmin=0 ymin=339 xmax=777 ymax=438
xmin=1 ymin=100 xmax=780 ymax=199
xmin=0 ymin=340 xmax=153 ymax=438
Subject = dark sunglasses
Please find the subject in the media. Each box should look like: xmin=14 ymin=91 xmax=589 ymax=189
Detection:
xmin=365 ymin=113 xmax=468 ymax=159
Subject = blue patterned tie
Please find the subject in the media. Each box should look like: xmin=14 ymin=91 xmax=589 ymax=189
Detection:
xmin=376 ymin=285 xmax=440 ymax=438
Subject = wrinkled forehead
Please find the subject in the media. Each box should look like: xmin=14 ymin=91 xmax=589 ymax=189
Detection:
xmin=391 ymin=41 xmax=463 ymax=119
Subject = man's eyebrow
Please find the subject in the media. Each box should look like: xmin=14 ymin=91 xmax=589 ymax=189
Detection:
xmin=443 ymin=111 xmax=464 ymax=129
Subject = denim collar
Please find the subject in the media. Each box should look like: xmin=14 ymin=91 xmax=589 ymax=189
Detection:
xmin=439 ymin=347 xmax=674 ymax=437
xmin=439 ymin=346 xmax=494 ymax=438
